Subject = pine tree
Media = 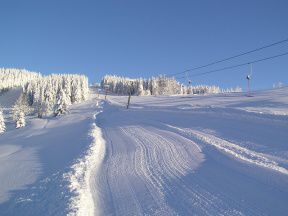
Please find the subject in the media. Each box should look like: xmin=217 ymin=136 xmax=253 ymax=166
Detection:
xmin=0 ymin=108 xmax=6 ymax=134
xmin=43 ymin=83 xmax=54 ymax=113
xmin=13 ymin=93 xmax=28 ymax=127
xmin=37 ymin=87 xmax=46 ymax=118
xmin=0 ymin=68 xmax=41 ymax=92
xmin=180 ymin=84 xmax=184 ymax=95
xmin=137 ymin=80 xmax=144 ymax=96
xmin=15 ymin=93 xmax=30 ymax=115
xmin=12 ymin=101 xmax=26 ymax=128
xmin=15 ymin=111 xmax=26 ymax=128
xmin=54 ymin=87 xmax=68 ymax=116
xmin=151 ymin=78 xmax=158 ymax=95
xmin=63 ymin=78 xmax=72 ymax=105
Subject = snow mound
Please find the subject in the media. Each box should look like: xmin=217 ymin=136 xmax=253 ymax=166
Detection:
xmin=169 ymin=125 xmax=288 ymax=175
xmin=64 ymin=112 xmax=106 ymax=216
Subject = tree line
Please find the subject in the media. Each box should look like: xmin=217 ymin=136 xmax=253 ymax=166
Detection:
xmin=0 ymin=68 xmax=41 ymax=92
xmin=0 ymin=69 xmax=89 ymax=134
xmin=101 ymin=75 xmax=242 ymax=96
xmin=101 ymin=75 xmax=182 ymax=96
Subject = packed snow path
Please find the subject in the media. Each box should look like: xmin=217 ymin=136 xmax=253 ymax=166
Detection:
xmin=93 ymin=88 xmax=288 ymax=216
xmin=0 ymin=87 xmax=288 ymax=215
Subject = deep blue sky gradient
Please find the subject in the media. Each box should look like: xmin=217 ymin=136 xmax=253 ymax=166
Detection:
xmin=0 ymin=0 xmax=288 ymax=89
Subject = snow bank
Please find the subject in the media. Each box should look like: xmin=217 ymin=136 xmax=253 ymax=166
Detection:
xmin=64 ymin=112 xmax=106 ymax=216
xmin=168 ymin=125 xmax=288 ymax=175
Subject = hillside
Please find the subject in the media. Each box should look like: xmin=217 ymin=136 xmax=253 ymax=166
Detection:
xmin=0 ymin=87 xmax=288 ymax=215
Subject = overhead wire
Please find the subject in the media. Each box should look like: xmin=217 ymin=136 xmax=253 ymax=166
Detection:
xmin=175 ymin=52 xmax=288 ymax=79
xmin=168 ymin=38 xmax=288 ymax=77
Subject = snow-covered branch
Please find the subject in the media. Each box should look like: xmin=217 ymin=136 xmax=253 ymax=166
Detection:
xmin=100 ymin=75 xmax=242 ymax=96
xmin=0 ymin=68 xmax=41 ymax=91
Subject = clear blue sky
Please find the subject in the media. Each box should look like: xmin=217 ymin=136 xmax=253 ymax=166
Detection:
xmin=1 ymin=0 xmax=288 ymax=90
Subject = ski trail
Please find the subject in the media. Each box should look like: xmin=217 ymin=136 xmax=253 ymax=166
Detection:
xmin=95 ymin=125 xmax=206 ymax=215
xmin=122 ymin=127 xmax=264 ymax=216
xmin=168 ymin=125 xmax=288 ymax=175
xmin=65 ymin=112 xmax=106 ymax=216
xmin=96 ymin=125 xmax=263 ymax=215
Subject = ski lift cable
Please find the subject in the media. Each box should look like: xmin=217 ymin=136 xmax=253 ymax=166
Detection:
xmin=168 ymin=38 xmax=288 ymax=77
xmin=175 ymin=51 xmax=288 ymax=79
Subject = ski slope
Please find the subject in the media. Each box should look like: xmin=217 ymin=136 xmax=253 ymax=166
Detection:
xmin=0 ymin=90 xmax=102 ymax=215
xmin=93 ymin=88 xmax=288 ymax=216
xmin=0 ymin=87 xmax=288 ymax=215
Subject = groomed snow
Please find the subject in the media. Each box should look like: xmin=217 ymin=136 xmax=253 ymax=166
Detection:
xmin=167 ymin=125 xmax=288 ymax=175
xmin=0 ymin=87 xmax=288 ymax=215
xmin=93 ymin=87 xmax=288 ymax=215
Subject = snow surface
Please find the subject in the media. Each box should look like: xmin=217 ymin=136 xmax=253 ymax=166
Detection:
xmin=0 ymin=90 xmax=101 ymax=215
xmin=65 ymin=111 xmax=106 ymax=216
xmin=0 ymin=87 xmax=288 ymax=215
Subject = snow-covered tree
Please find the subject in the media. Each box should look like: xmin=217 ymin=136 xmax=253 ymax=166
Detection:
xmin=101 ymin=75 xmax=182 ymax=96
xmin=36 ymin=87 xmax=47 ymax=118
xmin=43 ymin=82 xmax=55 ymax=113
xmin=0 ymin=108 xmax=5 ymax=134
xmin=151 ymin=78 xmax=158 ymax=95
xmin=180 ymin=85 xmax=185 ymax=95
xmin=15 ymin=111 xmax=26 ymax=128
xmin=222 ymin=86 xmax=242 ymax=93
xmin=63 ymin=77 xmax=72 ymax=105
xmin=72 ymin=79 xmax=82 ymax=103
xmin=54 ymin=87 xmax=69 ymax=116
xmin=0 ymin=68 xmax=41 ymax=92
xmin=101 ymin=74 xmax=246 ymax=96
xmin=23 ymin=73 xmax=89 ymax=117
xmin=12 ymin=94 xmax=28 ymax=128
xmin=14 ymin=93 xmax=30 ymax=115
xmin=81 ymin=75 xmax=89 ymax=101
xmin=137 ymin=80 xmax=144 ymax=96
xmin=273 ymin=82 xmax=284 ymax=89
xmin=11 ymin=92 xmax=31 ymax=128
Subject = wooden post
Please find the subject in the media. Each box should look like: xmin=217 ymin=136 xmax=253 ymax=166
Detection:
xmin=104 ymin=84 xmax=110 ymax=100
xmin=105 ymin=89 xmax=108 ymax=100
xmin=127 ymin=91 xmax=131 ymax=109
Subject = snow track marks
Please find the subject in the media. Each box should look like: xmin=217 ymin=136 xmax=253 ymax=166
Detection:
xmin=96 ymin=126 xmax=206 ymax=215
xmin=96 ymin=126 xmax=265 ymax=215
xmin=168 ymin=125 xmax=288 ymax=175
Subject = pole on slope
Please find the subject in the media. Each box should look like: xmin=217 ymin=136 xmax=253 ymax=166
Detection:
xmin=185 ymin=71 xmax=191 ymax=94
xmin=127 ymin=87 xmax=131 ymax=109
xmin=104 ymin=84 xmax=109 ymax=100
xmin=247 ymin=76 xmax=250 ymax=96
xmin=246 ymin=63 xmax=252 ymax=97
xmin=185 ymin=71 xmax=192 ymax=94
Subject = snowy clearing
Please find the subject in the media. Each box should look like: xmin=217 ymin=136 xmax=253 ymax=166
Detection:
xmin=0 ymin=87 xmax=288 ymax=215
